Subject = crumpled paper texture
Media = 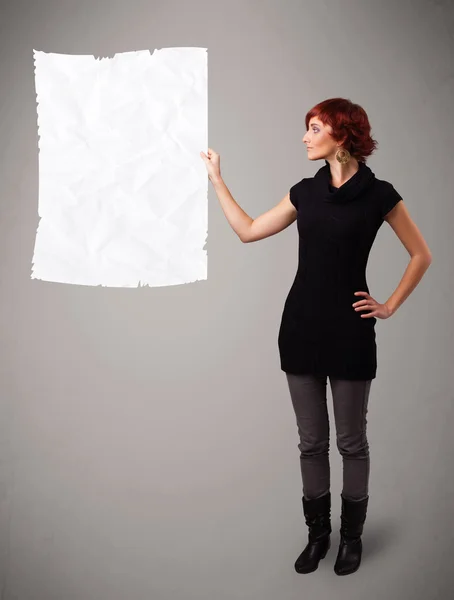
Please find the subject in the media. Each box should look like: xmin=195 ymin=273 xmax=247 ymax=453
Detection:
xmin=31 ymin=47 xmax=208 ymax=287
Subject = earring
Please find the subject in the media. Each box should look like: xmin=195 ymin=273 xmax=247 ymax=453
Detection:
xmin=335 ymin=148 xmax=351 ymax=164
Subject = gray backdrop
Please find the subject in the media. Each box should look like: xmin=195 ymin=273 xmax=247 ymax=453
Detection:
xmin=1 ymin=0 xmax=453 ymax=598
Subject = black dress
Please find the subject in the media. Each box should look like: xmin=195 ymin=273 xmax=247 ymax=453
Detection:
xmin=278 ymin=160 xmax=402 ymax=380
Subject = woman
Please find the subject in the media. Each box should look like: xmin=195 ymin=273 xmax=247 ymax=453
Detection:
xmin=200 ymin=98 xmax=432 ymax=576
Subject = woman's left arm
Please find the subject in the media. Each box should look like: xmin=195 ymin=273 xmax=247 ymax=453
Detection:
xmin=354 ymin=201 xmax=432 ymax=319
xmin=383 ymin=201 xmax=432 ymax=316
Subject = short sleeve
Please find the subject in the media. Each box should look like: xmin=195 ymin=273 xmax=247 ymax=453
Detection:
xmin=289 ymin=178 xmax=306 ymax=210
xmin=289 ymin=184 xmax=298 ymax=209
xmin=379 ymin=181 xmax=402 ymax=219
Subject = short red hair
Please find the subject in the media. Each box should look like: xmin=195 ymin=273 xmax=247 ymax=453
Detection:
xmin=305 ymin=98 xmax=378 ymax=162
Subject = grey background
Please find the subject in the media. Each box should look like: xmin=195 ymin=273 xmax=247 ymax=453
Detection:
xmin=1 ymin=0 xmax=453 ymax=598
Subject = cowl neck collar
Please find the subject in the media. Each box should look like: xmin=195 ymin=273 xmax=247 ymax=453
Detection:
xmin=314 ymin=159 xmax=376 ymax=204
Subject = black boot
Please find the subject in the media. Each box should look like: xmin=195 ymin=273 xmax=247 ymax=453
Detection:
xmin=334 ymin=494 xmax=369 ymax=576
xmin=294 ymin=491 xmax=332 ymax=574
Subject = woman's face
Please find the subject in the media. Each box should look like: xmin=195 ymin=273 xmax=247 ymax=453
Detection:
xmin=302 ymin=117 xmax=338 ymax=160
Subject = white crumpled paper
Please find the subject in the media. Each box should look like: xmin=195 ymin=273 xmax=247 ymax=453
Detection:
xmin=31 ymin=47 xmax=208 ymax=287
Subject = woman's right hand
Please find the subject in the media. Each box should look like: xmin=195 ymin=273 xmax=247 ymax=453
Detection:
xmin=200 ymin=148 xmax=222 ymax=183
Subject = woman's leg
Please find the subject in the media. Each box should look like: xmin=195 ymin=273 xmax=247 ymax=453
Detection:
xmin=285 ymin=373 xmax=330 ymax=500
xmin=329 ymin=378 xmax=372 ymax=501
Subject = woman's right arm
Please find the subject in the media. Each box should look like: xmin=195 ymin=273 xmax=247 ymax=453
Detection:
xmin=200 ymin=148 xmax=297 ymax=243
xmin=212 ymin=177 xmax=297 ymax=243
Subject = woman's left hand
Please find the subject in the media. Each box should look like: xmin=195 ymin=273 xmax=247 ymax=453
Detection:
xmin=352 ymin=291 xmax=393 ymax=320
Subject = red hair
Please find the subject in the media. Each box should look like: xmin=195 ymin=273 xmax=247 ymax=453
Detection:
xmin=305 ymin=98 xmax=378 ymax=162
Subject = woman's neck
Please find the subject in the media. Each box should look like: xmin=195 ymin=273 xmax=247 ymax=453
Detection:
xmin=325 ymin=157 xmax=360 ymax=188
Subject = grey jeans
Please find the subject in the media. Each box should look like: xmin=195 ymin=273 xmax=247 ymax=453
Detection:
xmin=285 ymin=373 xmax=372 ymax=502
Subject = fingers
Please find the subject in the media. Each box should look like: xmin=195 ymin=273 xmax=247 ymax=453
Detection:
xmin=355 ymin=305 xmax=371 ymax=311
xmin=353 ymin=300 xmax=369 ymax=307
xmin=201 ymin=148 xmax=218 ymax=157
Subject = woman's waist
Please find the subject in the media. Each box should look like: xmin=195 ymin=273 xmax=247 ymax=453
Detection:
xmin=292 ymin=274 xmax=370 ymax=297
xmin=283 ymin=290 xmax=376 ymax=330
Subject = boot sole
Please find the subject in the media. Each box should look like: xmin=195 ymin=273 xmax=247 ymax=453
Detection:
xmin=295 ymin=537 xmax=331 ymax=574
xmin=334 ymin=558 xmax=361 ymax=576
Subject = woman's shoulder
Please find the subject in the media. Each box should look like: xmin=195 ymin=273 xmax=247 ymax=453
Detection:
xmin=370 ymin=175 xmax=403 ymax=218
xmin=372 ymin=175 xmax=398 ymax=192
xmin=290 ymin=175 xmax=312 ymax=187
xmin=289 ymin=177 xmax=312 ymax=210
